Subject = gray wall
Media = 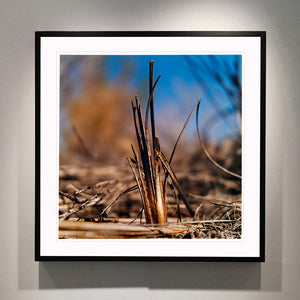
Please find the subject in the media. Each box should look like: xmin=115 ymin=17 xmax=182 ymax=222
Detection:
xmin=1 ymin=0 xmax=299 ymax=299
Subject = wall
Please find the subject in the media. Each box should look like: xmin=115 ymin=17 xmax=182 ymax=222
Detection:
xmin=0 ymin=0 xmax=299 ymax=299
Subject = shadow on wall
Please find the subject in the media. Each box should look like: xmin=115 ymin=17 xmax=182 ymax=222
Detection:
xmin=39 ymin=261 xmax=261 ymax=290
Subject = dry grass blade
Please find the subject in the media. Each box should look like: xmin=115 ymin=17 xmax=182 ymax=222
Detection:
xmin=145 ymin=71 xmax=161 ymax=144
xmin=188 ymin=193 xmax=240 ymax=206
xmin=59 ymin=191 xmax=80 ymax=204
xmin=144 ymin=73 xmax=162 ymax=188
xmin=71 ymin=123 xmax=97 ymax=159
xmin=99 ymin=184 xmax=137 ymax=217
xmin=169 ymin=98 xmax=201 ymax=164
xmin=149 ymin=60 xmax=156 ymax=148
xmin=196 ymin=101 xmax=242 ymax=179
xmin=162 ymin=98 xmax=201 ymax=201
xmin=59 ymin=198 xmax=94 ymax=221
xmin=154 ymin=151 xmax=166 ymax=224
xmin=128 ymin=208 xmax=144 ymax=225
xmin=155 ymin=146 xmax=194 ymax=217
xmin=127 ymin=155 xmax=153 ymax=224
xmin=207 ymin=198 xmax=241 ymax=209
xmin=59 ymin=221 xmax=160 ymax=238
xmin=74 ymin=180 xmax=118 ymax=196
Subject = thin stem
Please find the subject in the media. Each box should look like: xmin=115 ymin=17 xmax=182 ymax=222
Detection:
xmin=196 ymin=101 xmax=242 ymax=180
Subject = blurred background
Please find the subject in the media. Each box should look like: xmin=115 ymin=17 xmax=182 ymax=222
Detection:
xmin=59 ymin=54 xmax=242 ymax=168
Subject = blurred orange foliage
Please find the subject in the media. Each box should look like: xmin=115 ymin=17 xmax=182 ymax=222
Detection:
xmin=61 ymin=57 xmax=135 ymax=162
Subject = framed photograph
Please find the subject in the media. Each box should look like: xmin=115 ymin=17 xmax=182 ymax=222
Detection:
xmin=35 ymin=31 xmax=265 ymax=261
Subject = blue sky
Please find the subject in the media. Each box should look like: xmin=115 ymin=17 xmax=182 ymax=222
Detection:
xmin=61 ymin=54 xmax=242 ymax=143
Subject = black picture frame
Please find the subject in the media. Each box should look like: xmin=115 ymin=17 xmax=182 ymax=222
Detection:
xmin=35 ymin=31 xmax=266 ymax=261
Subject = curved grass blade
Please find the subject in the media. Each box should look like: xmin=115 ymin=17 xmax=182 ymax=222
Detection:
xmin=162 ymin=98 xmax=201 ymax=206
xmin=196 ymin=101 xmax=242 ymax=180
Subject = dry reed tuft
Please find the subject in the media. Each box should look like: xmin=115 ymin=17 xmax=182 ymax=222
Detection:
xmin=127 ymin=61 xmax=201 ymax=224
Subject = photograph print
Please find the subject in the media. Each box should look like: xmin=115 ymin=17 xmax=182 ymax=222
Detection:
xmin=36 ymin=32 xmax=265 ymax=260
